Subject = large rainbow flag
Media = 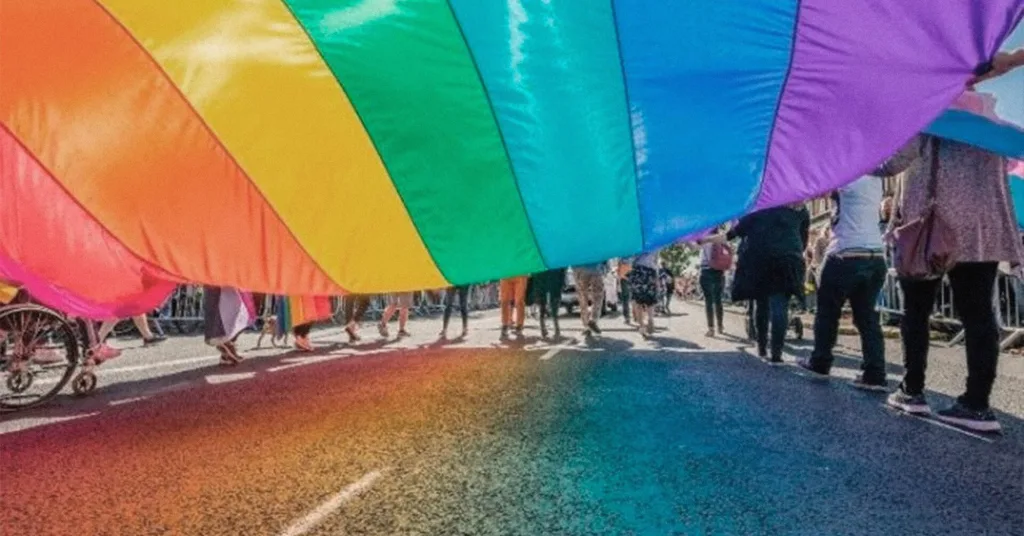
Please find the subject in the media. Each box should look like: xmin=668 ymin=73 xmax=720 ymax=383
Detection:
xmin=1 ymin=1 xmax=1022 ymax=319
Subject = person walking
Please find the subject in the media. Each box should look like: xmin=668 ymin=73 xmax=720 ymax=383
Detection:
xmin=530 ymin=268 xmax=566 ymax=339
xmin=698 ymin=233 xmax=730 ymax=336
xmin=440 ymin=285 xmax=470 ymax=340
xmin=710 ymin=205 xmax=809 ymax=362
xmin=203 ymin=286 xmax=255 ymax=366
xmin=879 ymin=131 xmax=1021 ymax=433
xmin=342 ymin=294 xmax=372 ymax=342
xmin=627 ymin=251 xmax=661 ymax=338
xmin=97 ymin=314 xmax=166 ymax=346
xmin=659 ymin=265 xmax=676 ymax=316
xmin=798 ymin=176 xmax=889 ymax=390
xmin=379 ymin=292 xmax=414 ymax=339
xmin=616 ymin=258 xmax=633 ymax=325
xmin=499 ymin=275 xmax=529 ymax=339
xmin=573 ymin=262 xmax=607 ymax=338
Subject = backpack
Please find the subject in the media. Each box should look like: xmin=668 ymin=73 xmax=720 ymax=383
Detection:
xmin=709 ymin=243 xmax=733 ymax=271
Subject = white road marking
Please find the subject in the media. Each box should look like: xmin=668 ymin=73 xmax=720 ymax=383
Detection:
xmin=109 ymin=396 xmax=149 ymax=406
xmin=882 ymin=405 xmax=995 ymax=443
xmin=539 ymin=347 xmax=563 ymax=361
xmin=0 ymin=411 xmax=100 ymax=436
xmin=278 ymin=470 xmax=384 ymax=536
xmin=205 ymin=372 xmax=256 ymax=385
xmin=268 ymin=353 xmax=353 ymax=373
xmin=101 ymin=354 xmax=222 ymax=374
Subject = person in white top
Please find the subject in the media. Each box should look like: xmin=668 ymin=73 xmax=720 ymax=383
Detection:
xmin=798 ymin=175 xmax=888 ymax=391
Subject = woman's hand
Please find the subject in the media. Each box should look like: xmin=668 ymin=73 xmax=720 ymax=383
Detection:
xmin=969 ymin=48 xmax=1024 ymax=86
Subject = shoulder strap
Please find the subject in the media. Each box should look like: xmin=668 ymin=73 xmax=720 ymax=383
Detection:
xmin=926 ymin=138 xmax=942 ymax=203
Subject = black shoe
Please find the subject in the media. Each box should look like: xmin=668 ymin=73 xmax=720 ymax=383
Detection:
xmin=936 ymin=402 xmax=1002 ymax=433
xmin=143 ymin=335 xmax=167 ymax=346
xmin=588 ymin=321 xmax=601 ymax=335
xmin=886 ymin=385 xmax=930 ymax=415
xmin=851 ymin=374 xmax=888 ymax=392
xmin=769 ymin=355 xmax=784 ymax=365
xmin=797 ymin=357 xmax=829 ymax=377
xmin=757 ymin=347 xmax=768 ymax=359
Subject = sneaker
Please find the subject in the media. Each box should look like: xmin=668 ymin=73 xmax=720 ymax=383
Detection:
xmin=588 ymin=321 xmax=602 ymax=335
xmin=377 ymin=323 xmax=389 ymax=338
xmin=717 ymin=326 xmax=724 ymax=335
xmin=851 ymin=374 xmax=888 ymax=392
xmin=90 ymin=343 xmax=121 ymax=363
xmin=886 ymin=386 xmax=930 ymax=415
xmin=582 ymin=329 xmax=592 ymax=338
xmin=705 ymin=329 xmax=715 ymax=337
xmin=460 ymin=324 xmax=468 ymax=339
xmin=797 ymin=357 xmax=829 ymax=377
xmin=439 ymin=330 xmax=448 ymax=341
xmin=500 ymin=326 xmax=509 ymax=340
xmin=936 ymin=402 xmax=1002 ymax=433
xmin=397 ymin=329 xmax=411 ymax=338
xmin=540 ymin=326 xmax=549 ymax=339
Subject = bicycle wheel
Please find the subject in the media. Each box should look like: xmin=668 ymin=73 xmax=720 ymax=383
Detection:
xmin=0 ymin=305 xmax=79 ymax=412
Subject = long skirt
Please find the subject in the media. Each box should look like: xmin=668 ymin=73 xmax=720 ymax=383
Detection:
xmin=204 ymin=287 xmax=255 ymax=347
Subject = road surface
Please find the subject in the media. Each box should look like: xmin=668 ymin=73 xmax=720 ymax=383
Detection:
xmin=1 ymin=302 xmax=1022 ymax=535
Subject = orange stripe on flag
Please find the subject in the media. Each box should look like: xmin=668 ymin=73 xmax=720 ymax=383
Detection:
xmin=0 ymin=0 xmax=345 ymax=297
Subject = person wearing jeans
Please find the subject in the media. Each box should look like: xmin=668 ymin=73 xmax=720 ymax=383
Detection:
xmin=799 ymin=175 xmax=888 ymax=390
xmin=698 ymin=243 xmax=724 ymax=336
xmin=709 ymin=206 xmax=809 ymax=362
xmin=900 ymin=263 xmax=999 ymax=414
xmin=878 ymin=129 xmax=1021 ymax=433
xmin=440 ymin=285 xmax=470 ymax=340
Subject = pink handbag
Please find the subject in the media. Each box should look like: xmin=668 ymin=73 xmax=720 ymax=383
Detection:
xmin=891 ymin=139 xmax=958 ymax=280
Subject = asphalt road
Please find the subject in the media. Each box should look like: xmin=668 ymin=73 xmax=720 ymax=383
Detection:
xmin=1 ymin=303 xmax=1022 ymax=535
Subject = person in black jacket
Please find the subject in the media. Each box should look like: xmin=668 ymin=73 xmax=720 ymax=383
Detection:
xmin=706 ymin=204 xmax=810 ymax=362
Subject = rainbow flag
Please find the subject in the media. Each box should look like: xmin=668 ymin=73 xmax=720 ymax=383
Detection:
xmin=1 ymin=1 xmax=1021 ymax=319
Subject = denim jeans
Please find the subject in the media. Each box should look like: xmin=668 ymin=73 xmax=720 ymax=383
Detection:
xmin=699 ymin=269 xmax=724 ymax=331
xmin=810 ymin=255 xmax=887 ymax=381
xmin=899 ymin=262 xmax=999 ymax=410
xmin=755 ymin=293 xmax=790 ymax=358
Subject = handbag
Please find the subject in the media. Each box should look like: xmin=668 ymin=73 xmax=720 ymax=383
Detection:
xmin=891 ymin=138 xmax=958 ymax=280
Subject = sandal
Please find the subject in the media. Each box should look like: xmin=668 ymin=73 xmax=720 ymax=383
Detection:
xmin=218 ymin=343 xmax=241 ymax=366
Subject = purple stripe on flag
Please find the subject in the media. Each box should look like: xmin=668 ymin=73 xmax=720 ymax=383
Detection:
xmin=755 ymin=0 xmax=1024 ymax=210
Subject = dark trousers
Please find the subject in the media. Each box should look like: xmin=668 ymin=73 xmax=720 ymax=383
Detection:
xmin=755 ymin=293 xmax=790 ymax=358
xmin=699 ymin=269 xmax=724 ymax=330
xmin=537 ymin=286 xmax=562 ymax=333
xmin=619 ymin=282 xmax=631 ymax=320
xmin=442 ymin=286 xmax=469 ymax=330
xmin=343 ymin=295 xmax=371 ymax=324
xmin=810 ymin=256 xmax=887 ymax=381
xmin=293 ymin=322 xmax=312 ymax=338
xmin=900 ymin=262 xmax=999 ymax=410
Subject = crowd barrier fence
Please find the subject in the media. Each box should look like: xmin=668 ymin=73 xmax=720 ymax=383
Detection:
xmin=152 ymin=284 xmax=503 ymax=334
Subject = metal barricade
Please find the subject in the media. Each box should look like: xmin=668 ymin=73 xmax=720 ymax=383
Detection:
xmin=876 ymin=268 xmax=1024 ymax=350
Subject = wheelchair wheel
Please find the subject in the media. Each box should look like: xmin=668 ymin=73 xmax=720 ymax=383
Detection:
xmin=0 ymin=305 xmax=79 ymax=412
xmin=72 ymin=371 xmax=97 ymax=396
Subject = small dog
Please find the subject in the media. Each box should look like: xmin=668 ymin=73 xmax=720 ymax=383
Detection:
xmin=255 ymin=315 xmax=288 ymax=349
